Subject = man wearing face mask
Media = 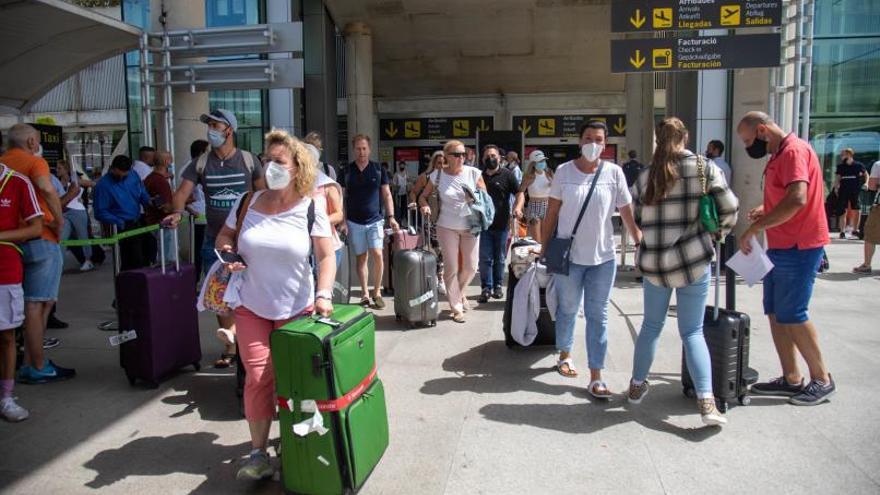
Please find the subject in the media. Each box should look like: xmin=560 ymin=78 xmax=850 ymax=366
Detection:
xmin=704 ymin=140 xmax=732 ymax=186
xmin=1 ymin=124 xmax=74 ymax=384
xmin=164 ymin=109 xmax=265 ymax=366
xmin=478 ymin=145 xmax=520 ymax=303
xmin=540 ymin=121 xmax=641 ymax=398
xmin=736 ymin=111 xmax=835 ymax=406
xmin=832 ymin=148 xmax=867 ymax=239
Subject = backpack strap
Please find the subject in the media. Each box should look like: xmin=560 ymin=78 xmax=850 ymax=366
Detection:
xmin=307 ymin=198 xmax=315 ymax=235
xmin=194 ymin=152 xmax=210 ymax=176
xmin=242 ymin=151 xmax=255 ymax=173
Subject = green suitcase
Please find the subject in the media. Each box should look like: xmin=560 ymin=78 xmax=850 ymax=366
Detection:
xmin=271 ymin=304 xmax=389 ymax=495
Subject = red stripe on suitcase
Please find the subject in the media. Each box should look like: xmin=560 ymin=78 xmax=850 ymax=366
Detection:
xmin=278 ymin=366 xmax=378 ymax=413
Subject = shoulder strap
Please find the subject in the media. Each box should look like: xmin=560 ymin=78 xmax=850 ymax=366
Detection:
xmin=697 ymin=155 xmax=708 ymax=194
xmin=307 ymin=198 xmax=316 ymax=235
xmin=242 ymin=151 xmax=255 ymax=173
xmin=233 ymin=192 xmax=253 ymax=249
xmin=570 ymin=163 xmax=604 ymax=237
xmin=195 ymin=152 xmax=210 ymax=175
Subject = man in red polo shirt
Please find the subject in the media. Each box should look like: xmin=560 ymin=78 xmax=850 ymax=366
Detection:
xmin=737 ymin=111 xmax=834 ymax=406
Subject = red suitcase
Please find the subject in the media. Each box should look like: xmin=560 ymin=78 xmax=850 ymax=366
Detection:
xmin=116 ymin=229 xmax=201 ymax=387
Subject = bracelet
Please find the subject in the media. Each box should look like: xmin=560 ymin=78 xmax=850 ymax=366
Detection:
xmin=315 ymin=289 xmax=332 ymax=301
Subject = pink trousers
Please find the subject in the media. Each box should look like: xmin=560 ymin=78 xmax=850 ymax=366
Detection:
xmin=234 ymin=306 xmax=296 ymax=421
xmin=435 ymin=226 xmax=479 ymax=313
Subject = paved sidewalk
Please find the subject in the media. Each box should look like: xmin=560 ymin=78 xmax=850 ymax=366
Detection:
xmin=1 ymin=238 xmax=878 ymax=494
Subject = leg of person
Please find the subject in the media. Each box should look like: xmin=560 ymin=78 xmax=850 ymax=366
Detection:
xmin=553 ymin=263 xmax=588 ymax=378
xmin=478 ymin=230 xmax=493 ymax=301
xmin=0 ymin=285 xmax=28 ymax=421
xmin=200 ymin=233 xmax=217 ymax=280
xmin=436 ymin=226 xmax=464 ymax=318
xmin=629 ymin=277 xmax=673 ymax=403
xmin=582 ymin=260 xmax=616 ymax=398
xmin=233 ymin=306 xmax=278 ymax=480
xmin=70 ymin=209 xmax=93 ymax=262
xmin=347 ymin=221 xmax=371 ymax=306
xmin=214 ymin=311 xmax=237 ymax=368
xmin=457 ymin=230 xmax=480 ymax=310
xmin=194 ymin=224 xmax=206 ymax=279
xmin=368 ymin=220 xmax=386 ymax=308
xmin=492 ymin=229 xmax=509 ymax=298
xmin=752 ymin=249 xmax=806 ymax=396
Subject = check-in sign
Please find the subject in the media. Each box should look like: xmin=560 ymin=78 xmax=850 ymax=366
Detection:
xmin=611 ymin=34 xmax=781 ymax=73
xmin=611 ymin=0 xmax=782 ymax=33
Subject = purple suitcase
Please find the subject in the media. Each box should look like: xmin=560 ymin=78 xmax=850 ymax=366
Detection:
xmin=116 ymin=229 xmax=201 ymax=387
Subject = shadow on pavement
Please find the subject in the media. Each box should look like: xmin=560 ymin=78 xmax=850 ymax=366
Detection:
xmin=817 ymin=272 xmax=876 ymax=282
xmin=82 ymin=432 xmax=263 ymax=493
xmin=161 ymin=369 xmax=241 ymax=422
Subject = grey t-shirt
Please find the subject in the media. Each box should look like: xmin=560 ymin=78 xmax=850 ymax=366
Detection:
xmin=181 ymin=148 xmax=264 ymax=237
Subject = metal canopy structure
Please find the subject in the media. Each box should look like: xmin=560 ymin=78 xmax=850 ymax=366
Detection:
xmin=0 ymin=0 xmax=142 ymax=115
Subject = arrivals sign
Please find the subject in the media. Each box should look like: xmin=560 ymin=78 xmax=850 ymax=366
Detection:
xmin=610 ymin=33 xmax=781 ymax=73
xmin=513 ymin=114 xmax=627 ymax=138
xmin=611 ymin=0 xmax=782 ymax=33
xmin=380 ymin=116 xmax=494 ymax=141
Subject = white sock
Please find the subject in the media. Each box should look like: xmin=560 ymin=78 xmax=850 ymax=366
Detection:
xmin=631 ymin=379 xmax=644 ymax=386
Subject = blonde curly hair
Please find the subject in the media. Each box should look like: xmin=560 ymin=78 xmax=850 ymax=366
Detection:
xmin=264 ymin=128 xmax=317 ymax=197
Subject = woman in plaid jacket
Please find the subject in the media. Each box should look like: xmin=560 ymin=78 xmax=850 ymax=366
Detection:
xmin=627 ymin=117 xmax=739 ymax=427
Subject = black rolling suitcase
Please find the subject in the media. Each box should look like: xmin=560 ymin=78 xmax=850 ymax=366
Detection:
xmin=502 ymin=238 xmax=556 ymax=348
xmin=682 ymin=238 xmax=759 ymax=412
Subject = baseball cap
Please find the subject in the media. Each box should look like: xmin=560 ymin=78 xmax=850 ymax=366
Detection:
xmin=528 ymin=149 xmax=548 ymax=164
xmin=199 ymin=109 xmax=238 ymax=132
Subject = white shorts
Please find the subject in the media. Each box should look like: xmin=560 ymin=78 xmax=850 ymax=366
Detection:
xmin=0 ymin=284 xmax=25 ymax=330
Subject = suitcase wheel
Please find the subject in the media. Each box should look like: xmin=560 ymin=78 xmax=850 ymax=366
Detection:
xmin=430 ymin=320 xmax=436 ymax=327
xmin=738 ymin=395 xmax=751 ymax=406
xmin=395 ymin=314 xmax=401 ymax=321
xmin=717 ymin=399 xmax=729 ymax=413
xmin=192 ymin=361 xmax=201 ymax=372
xmin=682 ymin=387 xmax=696 ymax=399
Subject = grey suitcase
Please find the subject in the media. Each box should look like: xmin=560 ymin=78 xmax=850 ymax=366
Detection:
xmin=393 ymin=212 xmax=439 ymax=328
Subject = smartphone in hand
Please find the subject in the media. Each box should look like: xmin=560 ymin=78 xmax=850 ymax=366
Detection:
xmin=214 ymin=249 xmax=246 ymax=266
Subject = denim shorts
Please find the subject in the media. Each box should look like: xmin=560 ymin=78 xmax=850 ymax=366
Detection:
xmin=201 ymin=234 xmax=217 ymax=279
xmin=0 ymin=284 xmax=25 ymax=330
xmin=21 ymin=239 xmax=64 ymax=302
xmin=763 ymin=247 xmax=824 ymax=324
xmin=346 ymin=219 xmax=385 ymax=256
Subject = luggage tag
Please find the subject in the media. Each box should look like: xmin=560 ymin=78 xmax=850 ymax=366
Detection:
xmin=314 ymin=316 xmax=341 ymax=328
xmin=109 ymin=330 xmax=138 ymax=347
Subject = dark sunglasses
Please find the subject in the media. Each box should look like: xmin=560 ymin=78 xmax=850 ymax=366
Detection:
xmin=446 ymin=152 xmax=467 ymax=158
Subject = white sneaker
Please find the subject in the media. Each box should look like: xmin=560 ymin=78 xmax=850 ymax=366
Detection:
xmin=79 ymin=260 xmax=95 ymax=272
xmin=698 ymin=398 xmax=727 ymax=426
xmin=0 ymin=397 xmax=29 ymax=422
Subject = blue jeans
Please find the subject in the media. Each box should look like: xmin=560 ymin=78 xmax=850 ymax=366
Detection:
xmin=632 ymin=270 xmax=713 ymax=395
xmin=479 ymin=228 xmax=509 ymax=291
xmin=553 ymin=259 xmax=616 ymax=369
xmin=62 ymin=209 xmax=92 ymax=259
xmin=201 ymin=234 xmax=217 ymax=279
xmin=763 ymin=247 xmax=823 ymax=324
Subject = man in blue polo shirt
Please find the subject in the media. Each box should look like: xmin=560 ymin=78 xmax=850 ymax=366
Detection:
xmin=342 ymin=134 xmax=399 ymax=309
xmin=94 ymin=155 xmax=152 ymax=270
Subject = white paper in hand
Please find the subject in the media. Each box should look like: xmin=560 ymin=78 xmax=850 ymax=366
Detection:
xmin=726 ymin=237 xmax=774 ymax=287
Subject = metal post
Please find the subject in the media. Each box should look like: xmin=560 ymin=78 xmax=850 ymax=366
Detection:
xmin=800 ymin=0 xmax=815 ymax=140
xmin=112 ymin=225 xmax=121 ymax=276
xmin=139 ymin=33 xmax=153 ymax=147
xmin=162 ymin=25 xmax=177 ymax=189
xmin=792 ymin=0 xmax=804 ymax=134
xmin=160 ymin=228 xmax=166 ymax=275
xmin=189 ymin=214 xmax=196 ymax=264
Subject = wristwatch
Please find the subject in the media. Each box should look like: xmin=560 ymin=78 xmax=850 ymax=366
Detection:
xmin=315 ymin=289 xmax=332 ymax=301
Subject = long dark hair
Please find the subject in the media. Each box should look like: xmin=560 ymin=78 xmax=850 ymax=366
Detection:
xmin=644 ymin=117 xmax=688 ymax=205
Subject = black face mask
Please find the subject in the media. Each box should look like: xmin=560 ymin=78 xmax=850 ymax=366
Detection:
xmin=746 ymin=137 xmax=768 ymax=159
xmin=484 ymin=158 xmax=499 ymax=170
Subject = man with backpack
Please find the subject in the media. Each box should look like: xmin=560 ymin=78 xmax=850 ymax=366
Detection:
xmin=163 ymin=109 xmax=265 ymax=368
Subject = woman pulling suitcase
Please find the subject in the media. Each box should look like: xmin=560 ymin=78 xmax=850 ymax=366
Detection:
xmin=214 ymin=129 xmax=336 ymax=480
xmin=628 ymin=117 xmax=739 ymax=426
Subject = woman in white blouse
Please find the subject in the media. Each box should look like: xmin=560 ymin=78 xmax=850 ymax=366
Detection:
xmin=214 ymin=129 xmax=335 ymax=481
xmin=513 ymin=149 xmax=554 ymax=244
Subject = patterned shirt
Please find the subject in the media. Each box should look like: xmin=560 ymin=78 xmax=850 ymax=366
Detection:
xmin=632 ymin=152 xmax=739 ymax=288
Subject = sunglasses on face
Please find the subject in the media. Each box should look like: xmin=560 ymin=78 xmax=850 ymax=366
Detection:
xmin=446 ymin=152 xmax=467 ymax=158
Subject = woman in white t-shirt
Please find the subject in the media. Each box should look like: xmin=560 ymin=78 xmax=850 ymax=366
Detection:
xmin=513 ymin=149 xmax=554 ymax=244
xmin=418 ymin=140 xmax=487 ymax=323
xmin=56 ymin=160 xmax=95 ymax=271
xmin=214 ymin=129 xmax=335 ymax=481
xmin=541 ymin=121 xmax=641 ymax=399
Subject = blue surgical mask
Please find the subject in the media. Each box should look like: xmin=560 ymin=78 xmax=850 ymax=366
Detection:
xmin=535 ymin=162 xmax=546 ymax=171
xmin=207 ymin=129 xmax=226 ymax=148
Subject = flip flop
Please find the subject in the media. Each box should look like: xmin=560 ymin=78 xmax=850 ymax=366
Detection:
xmin=556 ymin=358 xmax=578 ymax=378
xmin=214 ymin=353 xmax=236 ymax=369
xmin=451 ymin=312 xmax=466 ymax=323
xmin=588 ymin=380 xmax=613 ymax=400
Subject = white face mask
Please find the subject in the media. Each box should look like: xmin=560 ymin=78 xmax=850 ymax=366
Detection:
xmin=265 ymin=161 xmax=292 ymax=190
xmin=35 ymin=144 xmax=44 ymax=157
xmin=581 ymin=143 xmax=603 ymax=162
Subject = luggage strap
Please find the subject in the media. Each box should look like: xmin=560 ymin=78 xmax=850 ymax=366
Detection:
xmin=277 ymin=365 xmax=378 ymax=413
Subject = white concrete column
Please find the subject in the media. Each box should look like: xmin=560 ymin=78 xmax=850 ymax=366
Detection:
xmin=344 ymin=22 xmax=375 ymax=160
xmin=625 ymin=73 xmax=655 ymax=164
xmin=695 ymin=69 xmax=729 ymax=156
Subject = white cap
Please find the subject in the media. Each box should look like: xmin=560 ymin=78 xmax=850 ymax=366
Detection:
xmin=528 ymin=149 xmax=548 ymax=164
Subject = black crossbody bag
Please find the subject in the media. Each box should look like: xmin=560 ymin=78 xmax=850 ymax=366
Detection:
xmin=543 ymin=163 xmax=604 ymax=276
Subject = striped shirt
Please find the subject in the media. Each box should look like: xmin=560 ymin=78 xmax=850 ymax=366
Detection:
xmin=632 ymin=152 xmax=739 ymax=288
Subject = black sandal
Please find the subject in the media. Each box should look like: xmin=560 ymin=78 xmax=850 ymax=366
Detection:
xmin=214 ymin=353 xmax=236 ymax=369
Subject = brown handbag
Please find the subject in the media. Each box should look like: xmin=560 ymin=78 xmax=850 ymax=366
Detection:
xmin=428 ymin=170 xmax=441 ymax=224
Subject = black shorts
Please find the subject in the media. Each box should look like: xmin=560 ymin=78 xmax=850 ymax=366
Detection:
xmin=838 ymin=190 xmax=861 ymax=211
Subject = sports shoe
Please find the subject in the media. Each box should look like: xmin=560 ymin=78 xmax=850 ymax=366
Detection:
xmin=79 ymin=260 xmax=95 ymax=272
xmin=492 ymin=287 xmax=504 ymax=299
xmin=698 ymin=398 xmax=727 ymax=426
xmin=236 ymin=449 xmax=274 ymax=481
xmin=0 ymin=397 xmax=29 ymax=422
xmin=627 ymin=379 xmax=650 ymax=404
xmin=839 ymin=231 xmax=846 ymax=239
xmin=750 ymin=376 xmax=804 ymax=397
xmin=477 ymin=290 xmax=491 ymax=304
xmin=17 ymin=359 xmax=76 ymax=385
xmin=789 ymin=375 xmax=836 ymax=406
xmin=42 ymin=337 xmax=61 ymax=349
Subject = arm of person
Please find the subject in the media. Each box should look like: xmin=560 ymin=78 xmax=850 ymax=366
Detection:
xmin=539 ymin=198 xmax=562 ymax=254
xmin=0 ymin=216 xmax=43 ymax=243
xmin=380 ymin=184 xmax=399 ymax=231
xmin=833 ymin=169 xmax=841 ymax=191
xmin=409 ymin=174 xmax=427 ymax=205
xmin=709 ymin=163 xmax=740 ymax=235
xmin=59 ymin=181 xmax=81 ymax=207
xmin=740 ymin=181 xmax=807 ymax=254
xmin=93 ymin=184 xmax=124 ymax=227
xmin=476 ymin=176 xmax=487 ymax=191
xmin=32 ymin=175 xmax=64 ymax=234
xmin=313 ymin=236 xmax=335 ymax=317
xmin=325 ymin=185 xmax=344 ymax=226
xmin=166 ymin=178 xmax=196 ymax=227
xmin=618 ymin=204 xmax=642 ymax=245
xmin=418 ymin=179 xmax=434 ymax=217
